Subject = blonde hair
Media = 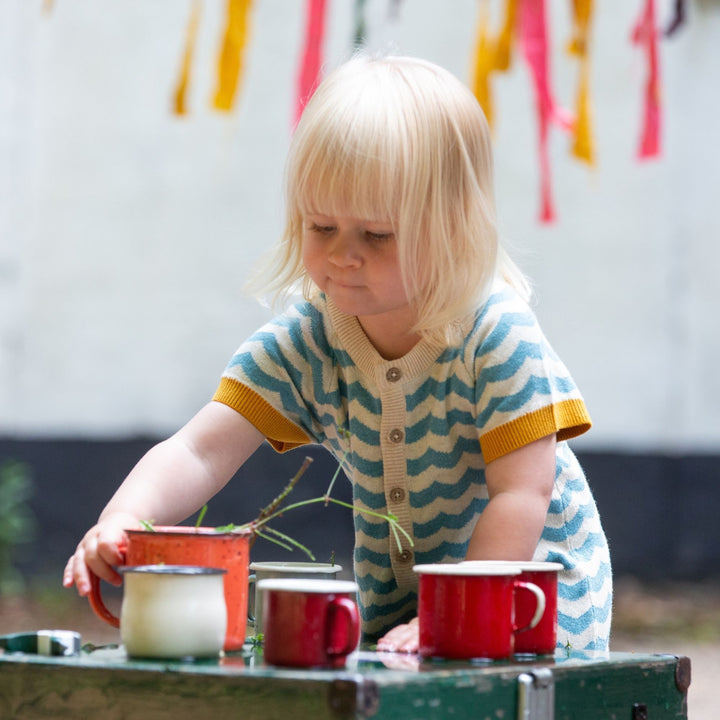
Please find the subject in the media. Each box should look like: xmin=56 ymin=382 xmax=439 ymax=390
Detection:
xmin=251 ymin=54 xmax=529 ymax=346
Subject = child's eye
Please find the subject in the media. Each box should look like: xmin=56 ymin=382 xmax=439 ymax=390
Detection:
xmin=365 ymin=231 xmax=394 ymax=243
xmin=308 ymin=223 xmax=335 ymax=235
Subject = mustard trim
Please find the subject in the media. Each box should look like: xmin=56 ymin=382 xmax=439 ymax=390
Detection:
xmin=480 ymin=399 xmax=592 ymax=464
xmin=213 ymin=377 xmax=311 ymax=452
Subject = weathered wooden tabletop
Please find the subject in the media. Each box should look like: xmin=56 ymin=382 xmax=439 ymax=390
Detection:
xmin=0 ymin=644 xmax=690 ymax=719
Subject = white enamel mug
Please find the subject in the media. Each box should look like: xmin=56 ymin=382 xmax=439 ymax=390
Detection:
xmin=120 ymin=565 xmax=227 ymax=659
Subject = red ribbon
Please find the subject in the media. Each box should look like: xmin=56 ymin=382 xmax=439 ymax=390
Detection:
xmin=631 ymin=0 xmax=661 ymax=159
xmin=519 ymin=0 xmax=573 ymax=223
xmin=294 ymin=0 xmax=328 ymax=126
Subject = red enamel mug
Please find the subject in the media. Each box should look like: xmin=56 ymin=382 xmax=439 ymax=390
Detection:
xmin=88 ymin=526 xmax=251 ymax=652
xmin=259 ymin=578 xmax=361 ymax=668
xmin=461 ymin=560 xmax=563 ymax=655
xmin=414 ymin=563 xmax=545 ymax=660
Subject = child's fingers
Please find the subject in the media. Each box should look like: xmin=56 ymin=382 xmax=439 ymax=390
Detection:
xmin=63 ymin=547 xmax=94 ymax=596
xmin=63 ymin=529 xmax=123 ymax=596
xmin=96 ymin=529 xmax=127 ymax=567
xmin=376 ymin=617 xmax=419 ymax=653
xmin=85 ymin=530 xmax=124 ymax=588
xmin=62 ymin=556 xmax=76 ymax=588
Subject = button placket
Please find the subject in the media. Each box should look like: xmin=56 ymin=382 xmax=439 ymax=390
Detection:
xmin=379 ymin=380 xmax=414 ymax=587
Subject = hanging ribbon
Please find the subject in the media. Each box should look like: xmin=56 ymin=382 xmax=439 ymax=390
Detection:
xmin=471 ymin=1 xmax=496 ymax=127
xmin=631 ymin=0 xmax=661 ymax=159
xmin=173 ymin=0 xmax=202 ymax=116
xmin=213 ymin=0 xmax=253 ymax=112
xmin=470 ymin=0 xmax=517 ymax=130
xmin=664 ymin=0 xmax=687 ymax=38
xmin=388 ymin=0 xmax=405 ymax=22
xmin=567 ymin=0 xmax=595 ymax=165
xmin=294 ymin=0 xmax=328 ymax=126
xmin=494 ymin=0 xmax=518 ymax=71
xmin=519 ymin=0 xmax=573 ymax=223
xmin=353 ymin=0 xmax=368 ymax=49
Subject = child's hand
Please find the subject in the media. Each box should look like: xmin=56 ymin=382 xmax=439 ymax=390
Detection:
xmin=376 ymin=617 xmax=419 ymax=653
xmin=62 ymin=512 xmax=141 ymax=596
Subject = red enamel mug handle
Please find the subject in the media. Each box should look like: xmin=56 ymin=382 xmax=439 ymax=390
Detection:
xmin=513 ymin=580 xmax=546 ymax=633
xmin=88 ymin=570 xmax=121 ymax=629
xmin=326 ymin=597 xmax=361 ymax=657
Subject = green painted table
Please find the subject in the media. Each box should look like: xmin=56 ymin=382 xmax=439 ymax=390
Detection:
xmin=0 ymin=644 xmax=690 ymax=719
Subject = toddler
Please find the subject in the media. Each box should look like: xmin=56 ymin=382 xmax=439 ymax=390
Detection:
xmin=65 ymin=54 xmax=612 ymax=653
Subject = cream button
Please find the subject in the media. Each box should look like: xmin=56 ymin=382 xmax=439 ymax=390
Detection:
xmin=386 ymin=367 xmax=402 ymax=382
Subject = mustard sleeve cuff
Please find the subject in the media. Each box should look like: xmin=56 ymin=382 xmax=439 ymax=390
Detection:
xmin=213 ymin=376 xmax=312 ymax=453
xmin=480 ymin=399 xmax=592 ymax=464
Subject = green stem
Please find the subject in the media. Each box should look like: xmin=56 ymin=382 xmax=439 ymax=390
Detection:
xmin=195 ymin=504 xmax=208 ymax=528
xmin=261 ymin=526 xmax=316 ymax=560
xmin=248 ymin=456 xmax=313 ymax=549
xmin=324 ymin=429 xmax=351 ymax=502
xmin=246 ymin=496 xmax=413 ymax=550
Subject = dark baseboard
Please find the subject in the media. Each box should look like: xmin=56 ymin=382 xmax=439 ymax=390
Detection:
xmin=1 ymin=438 xmax=717 ymax=583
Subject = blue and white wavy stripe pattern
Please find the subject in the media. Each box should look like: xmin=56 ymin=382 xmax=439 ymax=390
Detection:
xmin=224 ymin=289 xmax=612 ymax=647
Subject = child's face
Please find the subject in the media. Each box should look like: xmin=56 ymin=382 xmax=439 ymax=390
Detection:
xmin=302 ymin=213 xmax=414 ymax=326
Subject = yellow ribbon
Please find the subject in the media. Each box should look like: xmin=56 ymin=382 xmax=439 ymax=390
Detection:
xmin=172 ymin=0 xmax=201 ymax=116
xmin=213 ymin=0 xmax=253 ymax=112
xmin=493 ymin=0 xmax=517 ymax=71
xmin=567 ymin=0 xmax=595 ymax=164
xmin=470 ymin=0 xmax=517 ymax=130
xmin=471 ymin=0 xmax=495 ymax=126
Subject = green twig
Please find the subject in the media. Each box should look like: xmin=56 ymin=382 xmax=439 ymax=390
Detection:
xmin=324 ymin=428 xmax=351 ymax=504
xmin=249 ymin=456 xmax=313 ymax=549
xmin=261 ymin=526 xmax=316 ymax=560
xmin=252 ymin=527 xmax=315 ymax=560
xmin=195 ymin=504 xmax=208 ymax=528
xmin=247 ymin=495 xmax=413 ymax=552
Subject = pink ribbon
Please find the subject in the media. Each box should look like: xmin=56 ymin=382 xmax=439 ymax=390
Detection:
xmin=631 ymin=0 xmax=661 ymax=159
xmin=294 ymin=0 xmax=328 ymax=126
xmin=519 ymin=0 xmax=573 ymax=223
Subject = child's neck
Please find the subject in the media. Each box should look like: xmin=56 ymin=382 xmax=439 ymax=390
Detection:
xmin=358 ymin=313 xmax=421 ymax=361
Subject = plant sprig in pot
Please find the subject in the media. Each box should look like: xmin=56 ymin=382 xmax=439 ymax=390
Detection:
xmin=142 ymin=445 xmax=414 ymax=561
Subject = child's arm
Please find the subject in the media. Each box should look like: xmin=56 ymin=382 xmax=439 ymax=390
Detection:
xmin=63 ymin=401 xmax=265 ymax=596
xmin=376 ymin=433 xmax=556 ymax=653
xmin=465 ymin=433 xmax=556 ymax=560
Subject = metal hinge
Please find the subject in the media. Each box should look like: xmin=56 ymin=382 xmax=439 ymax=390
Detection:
xmin=517 ymin=668 xmax=555 ymax=720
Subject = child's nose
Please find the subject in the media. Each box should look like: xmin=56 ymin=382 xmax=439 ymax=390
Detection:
xmin=327 ymin=230 xmax=361 ymax=266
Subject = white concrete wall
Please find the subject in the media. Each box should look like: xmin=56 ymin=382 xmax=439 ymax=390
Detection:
xmin=1 ymin=0 xmax=719 ymax=452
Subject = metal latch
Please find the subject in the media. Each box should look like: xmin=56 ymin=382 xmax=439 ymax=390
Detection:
xmin=517 ymin=668 xmax=555 ymax=720
xmin=0 ymin=630 xmax=81 ymax=656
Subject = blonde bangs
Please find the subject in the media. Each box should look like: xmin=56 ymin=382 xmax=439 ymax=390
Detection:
xmin=287 ymin=74 xmax=406 ymax=226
